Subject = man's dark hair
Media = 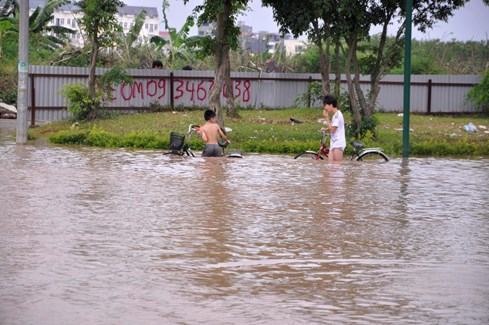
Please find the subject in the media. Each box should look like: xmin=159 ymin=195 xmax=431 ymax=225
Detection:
xmin=152 ymin=60 xmax=163 ymax=68
xmin=323 ymin=95 xmax=337 ymax=107
xmin=204 ymin=109 xmax=216 ymax=121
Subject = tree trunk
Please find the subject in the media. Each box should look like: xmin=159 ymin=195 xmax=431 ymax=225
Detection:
xmin=88 ymin=37 xmax=98 ymax=98
xmin=353 ymin=50 xmax=367 ymax=116
xmin=209 ymin=56 xmax=225 ymax=127
xmin=367 ymin=19 xmax=389 ymax=117
xmin=224 ymin=48 xmax=239 ymax=118
xmin=367 ymin=16 xmax=405 ymax=118
xmin=334 ymin=38 xmax=341 ymax=98
xmin=88 ymin=36 xmax=98 ymax=119
xmin=208 ymin=0 xmax=236 ymax=127
xmin=345 ymin=35 xmax=361 ymax=136
xmin=317 ymin=37 xmax=330 ymax=96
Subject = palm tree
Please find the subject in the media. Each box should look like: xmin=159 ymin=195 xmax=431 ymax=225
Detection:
xmin=0 ymin=0 xmax=74 ymax=53
xmin=150 ymin=16 xmax=200 ymax=68
xmin=112 ymin=10 xmax=147 ymax=66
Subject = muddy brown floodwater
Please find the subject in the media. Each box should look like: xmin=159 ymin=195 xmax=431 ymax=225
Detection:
xmin=1 ymin=125 xmax=488 ymax=324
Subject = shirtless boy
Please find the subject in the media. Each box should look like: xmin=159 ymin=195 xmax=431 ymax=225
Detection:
xmin=197 ymin=110 xmax=230 ymax=157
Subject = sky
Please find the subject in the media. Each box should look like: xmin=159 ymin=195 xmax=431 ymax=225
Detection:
xmin=125 ymin=0 xmax=489 ymax=42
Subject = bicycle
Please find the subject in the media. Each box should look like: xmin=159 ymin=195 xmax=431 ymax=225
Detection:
xmin=294 ymin=130 xmax=389 ymax=162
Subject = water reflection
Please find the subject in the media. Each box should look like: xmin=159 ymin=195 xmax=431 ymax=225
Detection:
xmin=0 ymin=131 xmax=488 ymax=324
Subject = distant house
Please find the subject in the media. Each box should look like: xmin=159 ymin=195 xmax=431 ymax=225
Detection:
xmin=237 ymin=21 xmax=307 ymax=55
xmin=28 ymin=0 xmax=160 ymax=47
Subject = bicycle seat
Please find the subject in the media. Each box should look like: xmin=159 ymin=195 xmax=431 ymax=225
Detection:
xmin=352 ymin=140 xmax=364 ymax=150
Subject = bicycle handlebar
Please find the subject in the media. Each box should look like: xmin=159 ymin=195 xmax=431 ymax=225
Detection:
xmin=188 ymin=124 xmax=200 ymax=134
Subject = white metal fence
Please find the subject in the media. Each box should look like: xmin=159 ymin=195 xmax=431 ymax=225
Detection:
xmin=27 ymin=65 xmax=481 ymax=123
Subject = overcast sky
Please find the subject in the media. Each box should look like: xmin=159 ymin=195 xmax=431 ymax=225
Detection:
xmin=126 ymin=0 xmax=489 ymax=41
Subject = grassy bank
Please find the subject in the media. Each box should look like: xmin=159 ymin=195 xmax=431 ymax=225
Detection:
xmin=29 ymin=109 xmax=489 ymax=157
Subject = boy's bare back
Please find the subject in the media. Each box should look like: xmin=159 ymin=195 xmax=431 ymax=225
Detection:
xmin=199 ymin=122 xmax=225 ymax=144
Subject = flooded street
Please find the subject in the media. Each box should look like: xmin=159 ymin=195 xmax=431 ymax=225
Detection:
xmin=1 ymin=125 xmax=488 ymax=324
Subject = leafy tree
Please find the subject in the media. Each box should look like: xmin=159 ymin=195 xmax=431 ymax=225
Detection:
xmin=185 ymin=0 xmax=249 ymax=126
xmin=262 ymin=0 xmax=342 ymax=96
xmin=265 ymin=0 xmax=468 ymax=136
xmin=368 ymin=1 xmax=465 ymax=124
xmin=0 ymin=0 xmax=74 ymax=104
xmin=76 ymin=0 xmax=123 ymax=100
xmin=0 ymin=0 xmax=74 ymax=59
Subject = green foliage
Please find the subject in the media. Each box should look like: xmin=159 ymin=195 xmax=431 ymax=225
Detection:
xmin=150 ymin=15 xmax=203 ymax=68
xmin=34 ymin=110 xmax=489 ymax=157
xmin=467 ymin=70 xmax=489 ymax=112
xmin=76 ymin=0 xmax=123 ymax=48
xmin=295 ymin=83 xmax=351 ymax=115
xmin=50 ymin=127 xmax=169 ymax=149
xmin=0 ymin=0 xmax=74 ymax=69
xmin=388 ymin=39 xmax=488 ymax=74
xmin=249 ymin=38 xmax=488 ymax=75
xmin=49 ymin=129 xmax=89 ymax=144
xmin=191 ymin=0 xmax=248 ymax=52
xmin=77 ymin=0 xmax=123 ymax=97
xmin=289 ymin=46 xmax=320 ymax=73
xmin=347 ymin=114 xmax=378 ymax=139
xmin=295 ymin=81 xmax=323 ymax=108
xmin=62 ymin=67 xmax=130 ymax=121
xmin=99 ymin=66 xmax=133 ymax=96
xmin=0 ymin=65 xmax=16 ymax=104
xmin=63 ymin=83 xmax=102 ymax=121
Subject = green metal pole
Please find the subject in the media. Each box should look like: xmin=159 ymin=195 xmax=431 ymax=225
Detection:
xmin=402 ymin=0 xmax=413 ymax=158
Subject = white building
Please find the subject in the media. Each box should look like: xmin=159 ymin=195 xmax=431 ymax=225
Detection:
xmin=268 ymin=39 xmax=307 ymax=56
xmin=282 ymin=39 xmax=307 ymax=56
xmin=28 ymin=0 xmax=159 ymax=48
xmin=197 ymin=22 xmax=215 ymax=37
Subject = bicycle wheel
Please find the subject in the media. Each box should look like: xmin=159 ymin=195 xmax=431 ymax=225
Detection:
xmin=294 ymin=151 xmax=324 ymax=160
xmin=356 ymin=151 xmax=389 ymax=162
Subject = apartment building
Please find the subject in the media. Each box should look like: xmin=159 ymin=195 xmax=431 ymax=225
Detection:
xmin=28 ymin=0 xmax=159 ymax=47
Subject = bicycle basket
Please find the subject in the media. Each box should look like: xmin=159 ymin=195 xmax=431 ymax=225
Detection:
xmin=169 ymin=132 xmax=185 ymax=151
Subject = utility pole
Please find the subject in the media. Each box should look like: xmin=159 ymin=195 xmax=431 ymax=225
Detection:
xmin=402 ymin=0 xmax=413 ymax=158
xmin=16 ymin=0 xmax=29 ymax=144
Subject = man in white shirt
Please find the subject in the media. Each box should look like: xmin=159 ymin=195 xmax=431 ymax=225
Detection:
xmin=322 ymin=95 xmax=346 ymax=161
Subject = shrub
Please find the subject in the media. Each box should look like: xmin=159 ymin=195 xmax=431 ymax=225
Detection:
xmin=347 ymin=114 xmax=378 ymax=139
xmin=49 ymin=130 xmax=89 ymax=144
xmin=63 ymin=83 xmax=102 ymax=121
xmin=295 ymin=81 xmax=323 ymax=107
xmin=467 ymin=70 xmax=489 ymax=112
xmin=63 ymin=67 xmax=132 ymax=122
xmin=0 ymin=68 xmax=17 ymax=104
xmin=85 ymin=128 xmax=120 ymax=147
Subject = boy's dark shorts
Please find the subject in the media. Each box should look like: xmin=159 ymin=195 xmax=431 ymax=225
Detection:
xmin=202 ymin=144 xmax=224 ymax=157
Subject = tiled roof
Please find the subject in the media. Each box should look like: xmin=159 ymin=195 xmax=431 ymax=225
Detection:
xmin=119 ymin=5 xmax=158 ymax=18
